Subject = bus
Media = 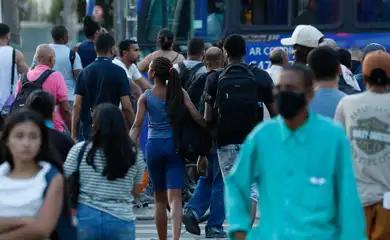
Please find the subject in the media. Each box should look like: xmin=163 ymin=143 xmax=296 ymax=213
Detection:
xmin=136 ymin=0 xmax=390 ymax=69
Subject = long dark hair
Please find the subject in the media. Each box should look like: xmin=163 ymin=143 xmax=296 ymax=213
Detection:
xmin=0 ymin=109 xmax=63 ymax=172
xmin=87 ymin=104 xmax=136 ymax=180
xmin=150 ymin=56 xmax=183 ymax=121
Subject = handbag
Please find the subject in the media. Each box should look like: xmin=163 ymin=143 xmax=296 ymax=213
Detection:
xmin=68 ymin=142 xmax=89 ymax=209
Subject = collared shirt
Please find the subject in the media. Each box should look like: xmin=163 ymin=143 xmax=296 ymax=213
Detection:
xmin=225 ymin=113 xmax=366 ymax=240
xmin=16 ymin=64 xmax=68 ymax=132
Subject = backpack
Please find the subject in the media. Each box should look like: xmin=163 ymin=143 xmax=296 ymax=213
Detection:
xmin=44 ymin=166 xmax=78 ymax=240
xmin=178 ymin=62 xmax=205 ymax=89
xmin=215 ymin=63 xmax=261 ymax=137
xmin=171 ymin=106 xmax=212 ymax=162
xmin=186 ymin=71 xmax=217 ymax=115
xmin=10 ymin=69 xmax=54 ymax=112
xmin=0 ymin=48 xmax=16 ymax=117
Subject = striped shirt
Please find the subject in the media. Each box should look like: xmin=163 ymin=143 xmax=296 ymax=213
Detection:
xmin=64 ymin=141 xmax=145 ymax=222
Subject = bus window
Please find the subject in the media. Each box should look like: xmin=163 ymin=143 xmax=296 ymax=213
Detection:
xmin=240 ymin=0 xmax=340 ymax=25
xmin=357 ymin=0 xmax=390 ymax=22
xmin=208 ymin=0 xmax=225 ymax=41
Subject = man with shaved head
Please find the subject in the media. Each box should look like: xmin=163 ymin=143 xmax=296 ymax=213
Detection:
xmin=14 ymin=44 xmax=72 ymax=132
xmin=182 ymin=46 xmax=227 ymax=238
xmin=266 ymin=48 xmax=289 ymax=83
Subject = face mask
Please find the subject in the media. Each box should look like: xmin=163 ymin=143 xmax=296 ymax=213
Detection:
xmin=275 ymin=91 xmax=306 ymax=119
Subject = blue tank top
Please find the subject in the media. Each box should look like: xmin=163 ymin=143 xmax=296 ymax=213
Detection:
xmin=145 ymin=90 xmax=172 ymax=139
xmin=78 ymin=41 xmax=96 ymax=68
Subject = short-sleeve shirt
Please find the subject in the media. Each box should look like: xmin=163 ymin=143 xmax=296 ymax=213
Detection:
xmin=112 ymin=58 xmax=143 ymax=81
xmin=203 ymin=64 xmax=275 ymax=146
xmin=16 ymin=65 xmax=68 ymax=132
xmin=32 ymin=44 xmax=83 ymax=101
xmin=77 ymin=41 xmax=96 ymax=68
xmin=74 ymin=57 xmax=131 ymax=123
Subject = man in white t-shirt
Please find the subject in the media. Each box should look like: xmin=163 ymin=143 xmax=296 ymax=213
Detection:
xmin=113 ymin=40 xmax=151 ymax=100
xmin=32 ymin=25 xmax=83 ymax=107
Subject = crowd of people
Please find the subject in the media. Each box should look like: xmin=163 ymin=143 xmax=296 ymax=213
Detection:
xmin=0 ymin=14 xmax=388 ymax=240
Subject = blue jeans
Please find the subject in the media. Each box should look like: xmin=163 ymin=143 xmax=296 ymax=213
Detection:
xmin=185 ymin=149 xmax=225 ymax=228
xmin=146 ymin=138 xmax=185 ymax=191
xmin=77 ymin=203 xmax=135 ymax=240
xmin=218 ymin=144 xmax=258 ymax=202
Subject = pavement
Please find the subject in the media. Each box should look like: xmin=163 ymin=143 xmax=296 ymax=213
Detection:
xmin=134 ymin=204 xmax=261 ymax=221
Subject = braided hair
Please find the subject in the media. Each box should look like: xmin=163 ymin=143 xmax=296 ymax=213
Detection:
xmin=150 ymin=56 xmax=183 ymax=121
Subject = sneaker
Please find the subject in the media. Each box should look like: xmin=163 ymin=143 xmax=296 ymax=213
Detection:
xmin=182 ymin=208 xmax=201 ymax=235
xmin=205 ymin=226 xmax=227 ymax=239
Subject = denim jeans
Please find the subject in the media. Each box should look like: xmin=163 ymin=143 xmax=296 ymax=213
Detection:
xmin=77 ymin=203 xmax=136 ymax=240
xmin=78 ymin=121 xmax=92 ymax=141
xmin=217 ymin=144 xmax=259 ymax=202
xmin=185 ymin=149 xmax=225 ymax=228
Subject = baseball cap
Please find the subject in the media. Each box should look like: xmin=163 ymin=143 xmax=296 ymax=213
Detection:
xmin=362 ymin=50 xmax=390 ymax=85
xmin=362 ymin=43 xmax=386 ymax=59
xmin=281 ymin=25 xmax=324 ymax=48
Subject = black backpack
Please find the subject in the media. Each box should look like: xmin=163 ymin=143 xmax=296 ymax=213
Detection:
xmin=215 ymin=63 xmax=260 ymax=137
xmin=11 ymin=69 xmax=54 ymax=112
xmin=185 ymin=71 xmax=215 ymax=114
xmin=178 ymin=62 xmax=205 ymax=89
xmin=171 ymin=106 xmax=212 ymax=162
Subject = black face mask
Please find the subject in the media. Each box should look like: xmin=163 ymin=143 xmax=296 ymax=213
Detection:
xmin=275 ymin=91 xmax=306 ymax=119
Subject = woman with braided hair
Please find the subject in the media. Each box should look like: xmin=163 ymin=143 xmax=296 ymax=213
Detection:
xmin=130 ymin=56 xmax=206 ymax=239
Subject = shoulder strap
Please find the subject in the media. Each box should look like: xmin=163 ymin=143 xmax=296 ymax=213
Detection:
xmin=77 ymin=142 xmax=89 ymax=169
xmin=190 ymin=63 xmax=205 ymax=75
xmin=35 ymin=69 xmax=55 ymax=87
xmin=69 ymin=50 xmax=76 ymax=68
xmin=178 ymin=62 xmax=187 ymax=74
xmin=172 ymin=52 xmax=180 ymax=63
xmin=10 ymin=49 xmax=16 ymax=94
xmin=43 ymin=165 xmax=60 ymax=195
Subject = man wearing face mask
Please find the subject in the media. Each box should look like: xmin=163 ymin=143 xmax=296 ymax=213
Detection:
xmin=72 ymin=33 xmax=135 ymax=142
xmin=225 ymin=64 xmax=366 ymax=240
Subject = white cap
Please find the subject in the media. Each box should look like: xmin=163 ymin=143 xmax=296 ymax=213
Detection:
xmin=281 ymin=25 xmax=324 ymax=48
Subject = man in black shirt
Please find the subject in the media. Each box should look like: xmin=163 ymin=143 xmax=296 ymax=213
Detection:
xmin=72 ymin=33 xmax=135 ymax=141
xmin=25 ymin=90 xmax=74 ymax=163
xmin=203 ymin=34 xmax=277 ymax=225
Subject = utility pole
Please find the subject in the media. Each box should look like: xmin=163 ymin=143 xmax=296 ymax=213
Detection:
xmin=126 ymin=0 xmax=137 ymax=40
xmin=114 ymin=0 xmax=126 ymax=43
xmin=1 ymin=0 xmax=20 ymax=46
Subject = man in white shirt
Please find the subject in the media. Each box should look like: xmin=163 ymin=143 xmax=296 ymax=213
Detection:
xmin=266 ymin=48 xmax=289 ymax=83
xmin=113 ymin=39 xmax=151 ymax=100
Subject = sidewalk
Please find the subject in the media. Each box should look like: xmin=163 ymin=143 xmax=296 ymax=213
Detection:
xmin=134 ymin=204 xmax=261 ymax=221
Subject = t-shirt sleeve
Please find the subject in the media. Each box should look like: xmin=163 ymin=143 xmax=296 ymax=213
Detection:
xmin=73 ymin=52 xmax=83 ymax=70
xmin=74 ymin=70 xmax=86 ymax=96
xmin=117 ymin=68 xmax=131 ymax=97
xmin=203 ymin=71 xmax=219 ymax=106
xmin=130 ymin=64 xmax=143 ymax=81
xmin=255 ymin=69 xmax=275 ymax=104
xmin=55 ymin=72 xmax=69 ymax=102
xmin=63 ymin=143 xmax=83 ymax=177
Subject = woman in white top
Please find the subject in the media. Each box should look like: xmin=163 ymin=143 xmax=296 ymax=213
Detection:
xmin=0 ymin=109 xmax=75 ymax=239
xmin=64 ymin=103 xmax=144 ymax=240
xmin=138 ymin=28 xmax=185 ymax=73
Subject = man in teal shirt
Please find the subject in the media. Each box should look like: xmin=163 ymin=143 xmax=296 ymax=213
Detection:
xmin=225 ymin=64 xmax=366 ymax=240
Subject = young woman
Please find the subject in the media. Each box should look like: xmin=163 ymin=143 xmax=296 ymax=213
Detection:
xmin=130 ymin=56 xmax=207 ymax=240
xmin=64 ymin=103 xmax=144 ymax=240
xmin=137 ymin=28 xmax=185 ymax=73
xmin=0 ymin=109 xmax=76 ymax=239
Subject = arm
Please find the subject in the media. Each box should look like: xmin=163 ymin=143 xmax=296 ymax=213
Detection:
xmin=59 ymin=101 xmax=72 ymax=130
xmin=55 ymin=73 xmax=72 ymax=129
xmin=335 ymin=129 xmax=366 ymax=239
xmin=225 ymin=130 xmax=261 ymax=239
xmin=134 ymin=76 xmax=152 ymax=91
xmin=15 ymin=50 xmax=29 ymax=74
xmin=119 ymin=70 xmax=136 ymax=127
xmin=72 ymin=53 xmax=83 ymax=79
xmin=183 ymin=90 xmax=207 ymax=129
xmin=0 ymin=218 xmax=31 ymax=233
xmin=202 ymin=71 xmax=219 ymax=123
xmin=334 ymin=99 xmax=346 ymax=128
xmin=137 ymin=54 xmax=153 ymax=73
xmin=258 ymin=70 xmax=277 ymax=117
xmin=130 ymin=93 xmax=147 ymax=145
xmin=0 ymin=175 xmax=64 ymax=240
xmin=130 ymin=80 xmax=142 ymax=100
xmin=121 ymin=96 xmax=136 ymax=128
xmin=71 ymin=95 xmax=82 ymax=142
xmin=131 ymin=152 xmax=146 ymax=197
